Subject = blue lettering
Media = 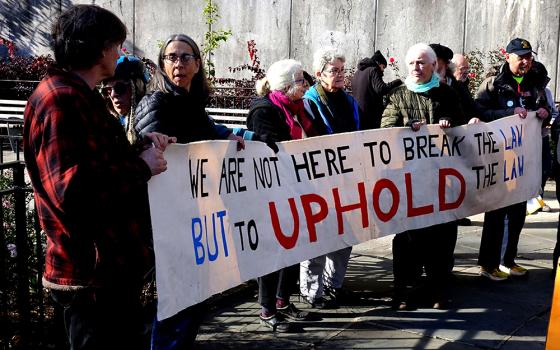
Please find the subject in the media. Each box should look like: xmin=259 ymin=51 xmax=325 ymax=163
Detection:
xmin=216 ymin=210 xmax=229 ymax=257
xmin=191 ymin=217 xmax=205 ymax=265
xmin=518 ymin=155 xmax=524 ymax=176
xmin=206 ymin=215 xmax=219 ymax=262
xmin=510 ymin=126 xmax=517 ymax=148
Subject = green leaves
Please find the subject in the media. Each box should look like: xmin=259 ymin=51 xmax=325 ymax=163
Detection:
xmin=202 ymin=0 xmax=232 ymax=82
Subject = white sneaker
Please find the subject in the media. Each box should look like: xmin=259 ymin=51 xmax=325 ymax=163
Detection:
xmin=499 ymin=264 xmax=528 ymax=276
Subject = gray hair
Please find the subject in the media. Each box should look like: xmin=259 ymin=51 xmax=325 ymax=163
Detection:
xmin=312 ymin=47 xmax=346 ymax=74
xmin=256 ymin=59 xmax=303 ymax=96
xmin=405 ymin=43 xmax=437 ymax=66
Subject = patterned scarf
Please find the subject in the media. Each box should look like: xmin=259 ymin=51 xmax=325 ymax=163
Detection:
xmin=268 ymin=90 xmax=317 ymax=139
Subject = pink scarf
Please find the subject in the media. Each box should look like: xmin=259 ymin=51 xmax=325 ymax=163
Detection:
xmin=268 ymin=90 xmax=316 ymax=140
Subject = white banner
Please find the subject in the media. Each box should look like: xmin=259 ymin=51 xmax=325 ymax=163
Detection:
xmin=148 ymin=114 xmax=542 ymax=320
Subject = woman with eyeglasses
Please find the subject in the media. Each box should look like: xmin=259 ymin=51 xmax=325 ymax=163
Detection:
xmin=134 ymin=34 xmax=246 ymax=147
xmin=134 ymin=34 xmax=250 ymax=350
xmin=299 ymin=47 xmax=360 ymax=309
xmin=101 ymin=55 xmax=149 ymax=144
xmin=246 ymin=59 xmax=322 ymax=332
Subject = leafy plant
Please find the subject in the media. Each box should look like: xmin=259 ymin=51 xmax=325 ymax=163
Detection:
xmin=465 ymin=47 xmax=506 ymax=96
xmin=202 ymin=0 xmax=232 ymax=82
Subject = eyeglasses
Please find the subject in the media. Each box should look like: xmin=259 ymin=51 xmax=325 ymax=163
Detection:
xmin=101 ymin=81 xmax=130 ymax=96
xmin=163 ymin=53 xmax=197 ymax=64
xmin=293 ymin=78 xmax=306 ymax=85
xmin=322 ymin=67 xmax=345 ymax=76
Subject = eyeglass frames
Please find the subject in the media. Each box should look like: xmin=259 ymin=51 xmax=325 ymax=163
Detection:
xmin=163 ymin=53 xmax=197 ymax=64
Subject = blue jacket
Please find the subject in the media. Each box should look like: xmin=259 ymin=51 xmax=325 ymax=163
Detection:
xmin=303 ymin=84 xmax=360 ymax=134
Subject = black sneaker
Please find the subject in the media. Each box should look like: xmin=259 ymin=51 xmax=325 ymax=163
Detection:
xmin=277 ymin=303 xmax=309 ymax=321
xmin=259 ymin=313 xmax=292 ymax=332
xmin=303 ymin=296 xmax=337 ymax=309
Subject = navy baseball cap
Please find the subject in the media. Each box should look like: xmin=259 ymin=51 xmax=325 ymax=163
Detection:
xmin=506 ymin=38 xmax=536 ymax=55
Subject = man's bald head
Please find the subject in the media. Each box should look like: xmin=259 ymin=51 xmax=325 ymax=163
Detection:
xmin=452 ymin=54 xmax=469 ymax=82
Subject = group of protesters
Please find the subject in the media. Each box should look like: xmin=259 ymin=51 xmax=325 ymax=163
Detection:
xmin=22 ymin=4 xmax=559 ymax=349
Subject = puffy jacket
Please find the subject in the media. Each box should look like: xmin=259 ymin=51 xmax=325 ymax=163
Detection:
xmin=351 ymin=57 xmax=402 ymax=129
xmin=475 ymin=62 xmax=549 ymax=122
xmin=381 ymin=83 xmax=466 ymax=128
xmin=134 ymin=76 xmax=231 ymax=143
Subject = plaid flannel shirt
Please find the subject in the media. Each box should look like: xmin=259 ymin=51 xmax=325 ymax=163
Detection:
xmin=24 ymin=68 xmax=153 ymax=290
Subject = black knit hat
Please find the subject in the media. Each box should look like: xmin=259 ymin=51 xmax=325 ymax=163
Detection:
xmin=372 ymin=50 xmax=387 ymax=66
xmin=429 ymin=43 xmax=454 ymax=63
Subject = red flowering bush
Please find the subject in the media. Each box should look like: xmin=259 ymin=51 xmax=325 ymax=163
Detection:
xmin=465 ymin=48 xmax=506 ymax=96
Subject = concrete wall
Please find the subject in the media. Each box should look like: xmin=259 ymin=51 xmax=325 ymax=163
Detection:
xmin=1 ymin=0 xmax=560 ymax=98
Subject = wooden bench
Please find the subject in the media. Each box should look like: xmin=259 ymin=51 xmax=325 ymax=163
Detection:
xmin=206 ymin=107 xmax=248 ymax=129
xmin=0 ymin=99 xmax=25 ymax=153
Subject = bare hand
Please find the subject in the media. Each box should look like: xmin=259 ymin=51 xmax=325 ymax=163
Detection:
xmin=514 ymin=107 xmax=528 ymax=119
xmin=140 ymin=147 xmax=167 ymax=176
xmin=439 ymin=119 xmax=451 ymax=129
xmin=468 ymin=117 xmax=481 ymax=124
xmin=227 ymin=133 xmax=245 ymax=151
xmin=411 ymin=121 xmax=424 ymax=132
xmin=144 ymin=132 xmax=176 ymax=151
xmin=536 ymin=107 xmax=549 ymax=119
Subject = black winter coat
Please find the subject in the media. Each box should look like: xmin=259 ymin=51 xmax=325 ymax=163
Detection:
xmin=134 ymin=76 xmax=222 ymax=143
xmin=351 ymin=57 xmax=402 ymax=130
xmin=475 ymin=62 xmax=549 ymax=122
xmin=247 ymin=96 xmax=327 ymax=143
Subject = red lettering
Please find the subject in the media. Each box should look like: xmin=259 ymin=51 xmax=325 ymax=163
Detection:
xmin=332 ymin=182 xmax=368 ymax=235
xmin=405 ymin=172 xmax=434 ymax=217
xmin=438 ymin=168 xmax=466 ymax=211
xmin=301 ymin=193 xmax=329 ymax=242
xmin=269 ymin=198 xmax=300 ymax=249
xmin=372 ymin=179 xmax=400 ymax=222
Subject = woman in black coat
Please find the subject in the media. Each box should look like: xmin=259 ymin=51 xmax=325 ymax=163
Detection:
xmin=246 ymin=59 xmax=324 ymax=332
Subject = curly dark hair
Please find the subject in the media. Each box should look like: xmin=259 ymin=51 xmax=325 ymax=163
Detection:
xmin=51 ymin=4 xmax=127 ymax=70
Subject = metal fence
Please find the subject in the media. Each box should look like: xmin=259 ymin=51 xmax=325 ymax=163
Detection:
xmin=0 ymin=140 xmax=64 ymax=349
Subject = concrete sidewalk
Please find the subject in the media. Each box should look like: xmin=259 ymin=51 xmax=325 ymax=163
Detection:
xmin=195 ymin=183 xmax=558 ymax=349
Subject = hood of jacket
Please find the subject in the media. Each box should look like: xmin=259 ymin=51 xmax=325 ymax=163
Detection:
xmin=357 ymin=57 xmax=382 ymax=72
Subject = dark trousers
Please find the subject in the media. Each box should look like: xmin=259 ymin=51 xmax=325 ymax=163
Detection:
xmin=258 ymin=264 xmax=299 ymax=312
xmin=51 ymin=287 xmax=146 ymax=350
xmin=393 ymin=222 xmax=458 ymax=302
xmin=151 ymin=305 xmax=203 ymax=350
xmin=478 ymin=202 xmax=527 ymax=270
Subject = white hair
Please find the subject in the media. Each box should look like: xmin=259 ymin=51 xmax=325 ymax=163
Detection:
xmin=256 ymin=59 xmax=303 ymax=96
xmin=312 ymin=47 xmax=346 ymax=74
xmin=405 ymin=43 xmax=437 ymax=66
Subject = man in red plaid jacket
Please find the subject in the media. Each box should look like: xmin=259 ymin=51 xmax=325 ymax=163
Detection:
xmin=23 ymin=5 xmax=174 ymax=349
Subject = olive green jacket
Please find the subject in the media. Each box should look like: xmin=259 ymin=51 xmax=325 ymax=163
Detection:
xmin=381 ymin=84 xmax=466 ymax=128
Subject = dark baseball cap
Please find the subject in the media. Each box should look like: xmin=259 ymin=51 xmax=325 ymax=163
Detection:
xmin=506 ymin=38 xmax=536 ymax=55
